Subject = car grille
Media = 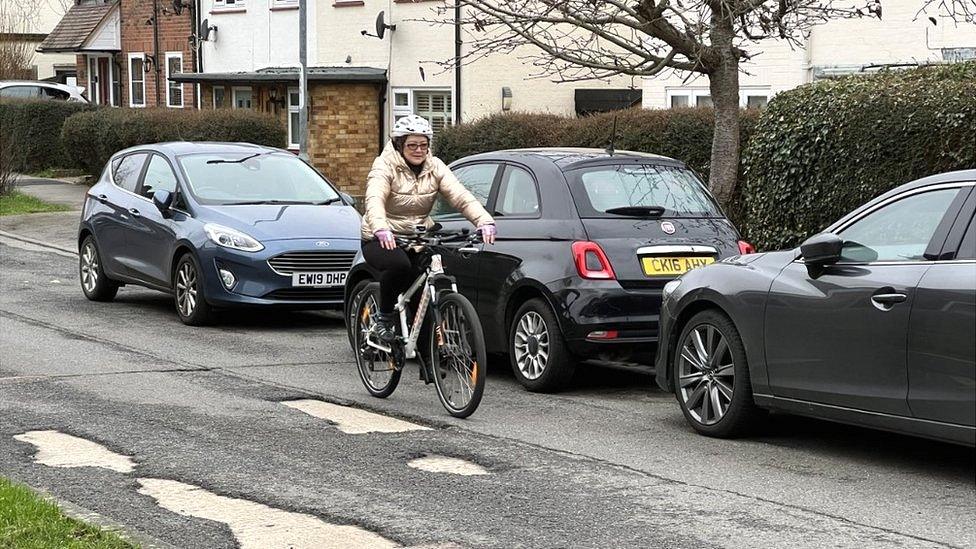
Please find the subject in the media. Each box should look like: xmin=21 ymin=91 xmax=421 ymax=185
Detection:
xmin=267 ymin=251 xmax=356 ymax=275
xmin=263 ymin=288 xmax=345 ymax=301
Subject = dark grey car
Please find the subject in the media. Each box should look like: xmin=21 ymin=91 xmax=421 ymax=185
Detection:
xmin=655 ymin=170 xmax=976 ymax=446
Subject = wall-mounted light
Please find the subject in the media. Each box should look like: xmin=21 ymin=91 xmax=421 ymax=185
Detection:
xmin=501 ymin=87 xmax=512 ymax=111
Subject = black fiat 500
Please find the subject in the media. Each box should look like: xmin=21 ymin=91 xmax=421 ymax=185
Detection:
xmin=344 ymin=148 xmax=752 ymax=391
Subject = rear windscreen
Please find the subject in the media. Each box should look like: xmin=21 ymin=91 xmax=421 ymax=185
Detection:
xmin=567 ymin=164 xmax=722 ymax=218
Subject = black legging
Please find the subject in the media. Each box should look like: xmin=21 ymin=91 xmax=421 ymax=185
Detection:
xmin=361 ymin=239 xmax=417 ymax=314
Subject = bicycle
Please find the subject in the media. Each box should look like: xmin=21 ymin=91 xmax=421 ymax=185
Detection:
xmin=351 ymin=225 xmax=487 ymax=418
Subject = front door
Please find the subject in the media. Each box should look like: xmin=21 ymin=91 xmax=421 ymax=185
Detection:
xmin=765 ymin=185 xmax=968 ymax=416
xmin=97 ymin=58 xmax=109 ymax=105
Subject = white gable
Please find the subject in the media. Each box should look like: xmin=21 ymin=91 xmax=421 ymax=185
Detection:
xmin=82 ymin=6 xmax=120 ymax=51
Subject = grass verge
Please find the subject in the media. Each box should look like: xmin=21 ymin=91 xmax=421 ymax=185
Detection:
xmin=0 ymin=192 xmax=72 ymax=216
xmin=0 ymin=477 xmax=137 ymax=548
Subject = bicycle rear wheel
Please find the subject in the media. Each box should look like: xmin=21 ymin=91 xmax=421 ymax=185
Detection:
xmin=429 ymin=292 xmax=486 ymax=418
xmin=354 ymin=282 xmax=402 ymax=398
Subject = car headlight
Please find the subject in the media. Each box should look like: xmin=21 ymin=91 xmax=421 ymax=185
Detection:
xmin=662 ymin=279 xmax=682 ymax=300
xmin=204 ymin=223 xmax=264 ymax=252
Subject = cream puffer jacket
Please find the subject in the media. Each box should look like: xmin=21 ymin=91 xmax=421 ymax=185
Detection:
xmin=361 ymin=141 xmax=494 ymax=240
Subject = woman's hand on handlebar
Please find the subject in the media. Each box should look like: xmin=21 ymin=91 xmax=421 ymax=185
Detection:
xmin=477 ymin=223 xmax=496 ymax=245
xmin=375 ymin=229 xmax=396 ymax=250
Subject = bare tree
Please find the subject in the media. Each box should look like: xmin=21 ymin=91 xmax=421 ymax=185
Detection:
xmin=422 ymin=0 xmax=882 ymax=204
xmin=919 ymin=0 xmax=975 ymax=23
xmin=0 ymin=0 xmax=40 ymax=80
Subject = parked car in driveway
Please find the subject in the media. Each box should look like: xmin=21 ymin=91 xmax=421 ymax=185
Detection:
xmin=0 ymin=80 xmax=88 ymax=102
xmin=345 ymin=148 xmax=754 ymax=391
xmin=79 ymin=142 xmax=361 ymax=325
xmin=655 ymin=170 xmax=976 ymax=446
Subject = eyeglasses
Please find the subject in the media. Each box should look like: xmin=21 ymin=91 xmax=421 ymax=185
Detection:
xmin=405 ymin=142 xmax=429 ymax=152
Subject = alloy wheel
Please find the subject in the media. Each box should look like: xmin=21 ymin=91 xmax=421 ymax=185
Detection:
xmin=678 ymin=324 xmax=735 ymax=425
xmin=80 ymin=243 xmax=99 ymax=293
xmin=176 ymin=262 xmax=198 ymax=318
xmin=514 ymin=311 xmax=549 ymax=380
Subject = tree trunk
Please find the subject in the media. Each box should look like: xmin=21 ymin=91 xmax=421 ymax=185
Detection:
xmin=706 ymin=20 xmax=741 ymax=208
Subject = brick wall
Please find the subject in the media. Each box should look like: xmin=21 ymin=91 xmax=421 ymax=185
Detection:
xmin=308 ymin=83 xmax=382 ymax=196
xmin=119 ymin=0 xmax=195 ymax=108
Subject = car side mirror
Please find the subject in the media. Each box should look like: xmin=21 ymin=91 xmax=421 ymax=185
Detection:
xmin=153 ymin=190 xmax=174 ymax=214
xmin=340 ymin=192 xmax=356 ymax=207
xmin=800 ymin=233 xmax=843 ymax=278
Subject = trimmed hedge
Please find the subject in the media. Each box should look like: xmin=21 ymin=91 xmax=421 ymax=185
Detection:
xmin=0 ymin=99 xmax=99 ymax=172
xmin=742 ymin=62 xmax=976 ymax=251
xmin=62 ymin=108 xmax=288 ymax=176
xmin=436 ymin=108 xmax=760 ymax=185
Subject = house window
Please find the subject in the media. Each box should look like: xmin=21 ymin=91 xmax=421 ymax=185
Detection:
xmin=233 ymin=87 xmax=252 ymax=109
xmin=667 ymin=87 xmax=771 ymax=109
xmin=392 ymin=88 xmax=453 ymax=134
xmin=213 ymin=86 xmax=225 ymax=108
xmin=288 ymin=88 xmax=300 ymax=148
xmin=214 ymin=0 xmax=244 ymax=9
xmin=165 ymin=52 xmax=183 ymax=108
xmin=272 ymin=0 xmax=297 ymax=6
xmin=128 ymin=53 xmax=145 ymax=107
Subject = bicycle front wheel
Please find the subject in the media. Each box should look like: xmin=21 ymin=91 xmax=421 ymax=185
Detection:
xmin=429 ymin=292 xmax=486 ymax=418
xmin=354 ymin=282 xmax=402 ymax=398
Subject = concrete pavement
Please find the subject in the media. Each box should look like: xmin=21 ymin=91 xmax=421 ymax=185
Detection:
xmin=13 ymin=175 xmax=90 ymax=210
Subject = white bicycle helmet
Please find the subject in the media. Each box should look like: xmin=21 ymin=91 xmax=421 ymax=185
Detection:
xmin=391 ymin=114 xmax=434 ymax=138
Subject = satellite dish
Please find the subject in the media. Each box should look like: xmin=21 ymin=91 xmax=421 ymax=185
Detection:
xmin=375 ymin=11 xmax=396 ymax=39
xmin=198 ymin=18 xmax=216 ymax=42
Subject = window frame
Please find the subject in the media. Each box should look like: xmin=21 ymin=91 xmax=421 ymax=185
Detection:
xmin=490 ymin=163 xmax=542 ymax=219
xmin=137 ymin=153 xmax=181 ymax=199
xmin=431 ymin=161 xmax=502 ymax=221
xmin=165 ymin=51 xmax=184 ymax=108
xmin=391 ymin=87 xmax=455 ymax=133
xmin=212 ymin=86 xmax=226 ymax=109
xmin=232 ymin=86 xmax=253 ymax=109
xmin=814 ymin=183 xmax=974 ymax=266
xmin=212 ymin=0 xmax=245 ymax=11
xmin=287 ymin=86 xmax=300 ymax=149
xmin=110 ymin=152 xmax=151 ymax=196
xmin=128 ymin=53 xmax=146 ymax=108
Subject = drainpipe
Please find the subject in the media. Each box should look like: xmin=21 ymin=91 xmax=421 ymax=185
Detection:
xmin=192 ymin=0 xmax=201 ymax=109
xmin=153 ymin=0 xmax=162 ymax=106
xmin=378 ymin=83 xmax=387 ymax=153
xmin=454 ymin=2 xmax=462 ymax=124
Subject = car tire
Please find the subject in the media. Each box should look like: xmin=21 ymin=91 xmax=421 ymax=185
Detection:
xmin=346 ymin=278 xmax=373 ymax=351
xmin=672 ymin=309 xmax=763 ymax=438
xmin=508 ymin=298 xmax=576 ymax=392
xmin=79 ymin=236 xmax=120 ymax=302
xmin=173 ymin=253 xmax=214 ymax=326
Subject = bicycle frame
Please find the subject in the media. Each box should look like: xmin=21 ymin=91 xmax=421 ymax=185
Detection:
xmin=366 ymin=252 xmax=458 ymax=360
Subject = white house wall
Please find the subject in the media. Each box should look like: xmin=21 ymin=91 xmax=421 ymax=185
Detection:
xmin=642 ymin=0 xmax=976 ymax=108
xmin=199 ymin=0 xmax=301 ymax=73
xmin=82 ymin=7 xmax=120 ymax=52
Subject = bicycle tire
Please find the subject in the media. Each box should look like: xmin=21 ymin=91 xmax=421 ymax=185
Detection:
xmin=429 ymin=292 xmax=486 ymax=418
xmin=354 ymin=283 xmax=402 ymax=398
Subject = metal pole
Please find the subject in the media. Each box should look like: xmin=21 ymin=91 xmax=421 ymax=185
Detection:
xmin=298 ymin=0 xmax=309 ymax=161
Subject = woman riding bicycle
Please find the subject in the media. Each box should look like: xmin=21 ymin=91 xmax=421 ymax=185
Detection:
xmin=361 ymin=114 xmax=496 ymax=345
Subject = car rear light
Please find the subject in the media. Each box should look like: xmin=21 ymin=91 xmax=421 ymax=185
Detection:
xmin=737 ymin=240 xmax=756 ymax=255
xmin=587 ymin=330 xmax=618 ymax=340
xmin=572 ymin=241 xmax=616 ymax=280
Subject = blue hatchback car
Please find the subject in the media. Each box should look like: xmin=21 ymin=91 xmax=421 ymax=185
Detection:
xmin=78 ymin=142 xmax=362 ymax=325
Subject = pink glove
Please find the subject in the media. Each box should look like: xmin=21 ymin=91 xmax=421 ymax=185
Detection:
xmin=478 ymin=223 xmax=496 ymax=245
xmin=375 ymin=229 xmax=395 ymax=250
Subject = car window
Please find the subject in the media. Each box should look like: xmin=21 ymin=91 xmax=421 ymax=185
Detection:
xmin=431 ymin=163 xmax=498 ymax=220
xmin=496 ymin=166 xmax=540 ymax=217
xmin=0 ymin=85 xmax=40 ymax=99
xmin=111 ymin=153 xmax=148 ymax=193
xmin=838 ymin=188 xmax=961 ymax=262
xmin=140 ymin=155 xmax=178 ymax=198
xmin=178 ymin=152 xmax=339 ymax=205
xmin=41 ymin=86 xmax=70 ymax=100
xmin=567 ymin=164 xmax=721 ymax=218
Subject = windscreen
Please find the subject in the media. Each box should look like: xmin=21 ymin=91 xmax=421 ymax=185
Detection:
xmin=568 ymin=164 xmax=721 ymax=218
xmin=178 ymin=152 xmax=340 ymax=206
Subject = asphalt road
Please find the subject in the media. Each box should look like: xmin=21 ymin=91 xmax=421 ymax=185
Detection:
xmin=0 ymin=212 xmax=973 ymax=549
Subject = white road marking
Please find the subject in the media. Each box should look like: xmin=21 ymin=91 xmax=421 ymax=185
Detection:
xmin=13 ymin=430 xmax=136 ymax=473
xmin=137 ymin=478 xmax=399 ymax=549
xmin=407 ymin=455 xmax=490 ymax=476
xmin=282 ymin=399 xmax=431 ymax=434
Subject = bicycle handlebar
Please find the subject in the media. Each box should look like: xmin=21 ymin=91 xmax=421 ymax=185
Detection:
xmin=393 ymin=225 xmax=483 ymax=250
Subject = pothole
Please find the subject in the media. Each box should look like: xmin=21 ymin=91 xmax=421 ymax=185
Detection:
xmin=137 ymin=478 xmax=399 ymax=549
xmin=282 ymin=399 xmax=431 ymax=435
xmin=407 ymin=455 xmax=490 ymax=476
xmin=13 ymin=430 xmax=136 ymax=473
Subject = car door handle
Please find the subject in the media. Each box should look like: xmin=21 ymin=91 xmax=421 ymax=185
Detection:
xmin=96 ymin=194 xmax=108 ymax=204
xmin=128 ymin=208 xmax=141 ymax=218
xmin=871 ymin=292 xmax=907 ymax=306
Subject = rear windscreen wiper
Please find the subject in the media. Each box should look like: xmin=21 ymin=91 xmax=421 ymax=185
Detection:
xmin=604 ymin=205 xmax=666 ymax=218
xmin=206 ymin=153 xmax=262 ymax=164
